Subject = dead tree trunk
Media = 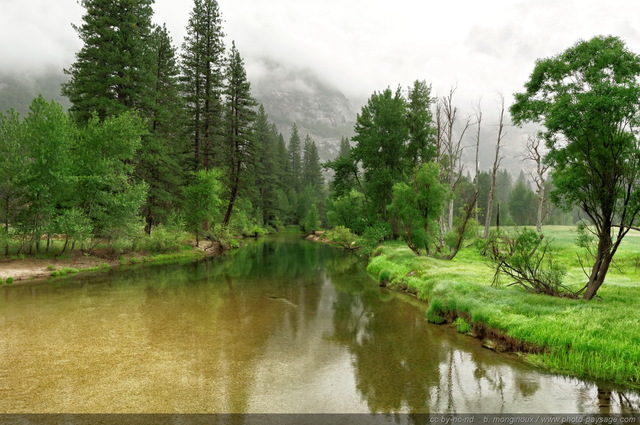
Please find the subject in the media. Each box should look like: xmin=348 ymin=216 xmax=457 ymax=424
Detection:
xmin=483 ymin=96 xmax=507 ymax=239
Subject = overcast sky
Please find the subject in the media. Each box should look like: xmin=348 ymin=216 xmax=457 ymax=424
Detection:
xmin=2 ymin=0 xmax=640 ymax=110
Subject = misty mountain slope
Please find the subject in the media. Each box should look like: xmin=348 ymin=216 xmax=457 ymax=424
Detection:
xmin=251 ymin=60 xmax=357 ymax=160
xmin=0 ymin=70 xmax=70 ymax=115
xmin=0 ymin=62 xmax=358 ymax=161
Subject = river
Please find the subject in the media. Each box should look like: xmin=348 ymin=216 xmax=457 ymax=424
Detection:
xmin=0 ymin=235 xmax=638 ymax=414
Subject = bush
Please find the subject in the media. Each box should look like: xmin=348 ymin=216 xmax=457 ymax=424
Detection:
xmin=454 ymin=317 xmax=471 ymax=334
xmin=140 ymin=225 xmax=187 ymax=253
xmin=486 ymin=228 xmax=569 ymax=297
xmin=325 ymin=226 xmax=358 ymax=249
xmin=357 ymin=222 xmax=391 ymax=256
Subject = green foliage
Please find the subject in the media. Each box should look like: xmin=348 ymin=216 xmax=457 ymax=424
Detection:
xmin=387 ymin=163 xmax=449 ymax=255
xmin=369 ymin=230 xmax=640 ymax=387
xmin=453 ymin=317 xmax=471 ymax=334
xmin=487 ymin=228 xmax=568 ymax=296
xmin=352 ymin=87 xmax=409 ymax=219
xmin=508 ymin=181 xmax=537 ymax=225
xmin=325 ymin=226 xmax=358 ymax=249
xmin=5 ymin=277 xmax=13 ymax=285
xmin=511 ymin=35 xmax=640 ymax=300
xmin=138 ymin=225 xmax=187 ymax=253
xmin=222 ymin=42 xmax=258 ymax=226
xmin=183 ymin=169 xmax=223 ymax=246
xmin=181 ymin=0 xmax=225 ymax=170
xmin=302 ymin=204 xmax=321 ymax=235
xmin=63 ymin=0 xmax=155 ymax=123
xmin=357 ymin=222 xmax=392 ymax=256
xmin=326 ymin=189 xmax=367 ymax=235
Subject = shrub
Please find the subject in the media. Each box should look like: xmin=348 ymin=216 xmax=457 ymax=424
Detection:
xmin=486 ymin=228 xmax=569 ymax=297
xmin=325 ymin=226 xmax=358 ymax=249
xmin=454 ymin=317 xmax=471 ymax=334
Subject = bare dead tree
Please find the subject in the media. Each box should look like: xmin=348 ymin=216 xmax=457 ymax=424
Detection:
xmin=438 ymin=86 xmax=472 ymax=232
xmin=473 ymin=101 xmax=482 ymax=223
xmin=483 ymin=95 xmax=507 ymax=239
xmin=522 ymin=134 xmax=550 ymax=233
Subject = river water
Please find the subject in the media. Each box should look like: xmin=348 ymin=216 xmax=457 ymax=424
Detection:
xmin=0 ymin=236 xmax=638 ymax=414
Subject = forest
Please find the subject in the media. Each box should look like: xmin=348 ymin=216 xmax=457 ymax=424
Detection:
xmin=2 ymin=0 xmax=640 ymax=307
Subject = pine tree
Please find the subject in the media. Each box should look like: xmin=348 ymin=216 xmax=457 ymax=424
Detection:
xmin=302 ymin=135 xmax=324 ymax=190
xmin=181 ymin=0 xmax=226 ymax=170
xmin=287 ymin=123 xmax=302 ymax=193
xmin=222 ymin=42 xmax=257 ymax=226
xmin=339 ymin=136 xmax=351 ymax=157
xmin=62 ymin=0 xmax=155 ymax=123
xmin=138 ymin=24 xmax=188 ymax=234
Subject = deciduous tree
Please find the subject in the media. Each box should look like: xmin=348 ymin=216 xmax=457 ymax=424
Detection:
xmin=511 ymin=35 xmax=640 ymax=300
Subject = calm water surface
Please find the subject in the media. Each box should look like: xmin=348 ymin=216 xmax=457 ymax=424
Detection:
xmin=1 ymin=236 xmax=638 ymax=413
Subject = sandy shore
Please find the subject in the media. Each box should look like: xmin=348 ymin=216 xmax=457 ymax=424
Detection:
xmin=0 ymin=252 xmax=119 ymax=283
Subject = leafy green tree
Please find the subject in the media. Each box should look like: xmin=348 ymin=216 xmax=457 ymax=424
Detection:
xmin=326 ymin=189 xmax=368 ymax=235
xmin=183 ymin=169 xmax=223 ymax=246
xmin=63 ymin=0 xmax=155 ymax=123
xmin=0 ymin=109 xmax=27 ymax=255
xmin=387 ymin=163 xmax=449 ymax=255
xmin=20 ymin=97 xmax=74 ymax=253
xmin=181 ymin=0 xmax=226 ymax=170
xmin=406 ymin=80 xmax=437 ymax=170
xmin=352 ymin=87 xmax=408 ymax=219
xmin=302 ymin=204 xmax=320 ymax=235
xmin=222 ymin=42 xmax=257 ymax=226
xmin=511 ymin=35 xmax=640 ymax=300
xmin=71 ymin=112 xmax=148 ymax=245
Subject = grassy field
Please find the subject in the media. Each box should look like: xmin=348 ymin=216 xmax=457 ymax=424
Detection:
xmin=367 ymin=226 xmax=640 ymax=389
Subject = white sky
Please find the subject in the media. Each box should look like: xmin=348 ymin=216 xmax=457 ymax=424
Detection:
xmin=2 ymin=0 xmax=640 ymax=110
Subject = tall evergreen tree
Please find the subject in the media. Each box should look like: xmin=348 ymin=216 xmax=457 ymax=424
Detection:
xmin=222 ymin=42 xmax=257 ymax=226
xmin=138 ymin=24 xmax=188 ymax=234
xmin=181 ymin=0 xmax=226 ymax=170
xmin=253 ymin=105 xmax=280 ymax=225
xmin=62 ymin=0 xmax=155 ymax=123
xmin=338 ymin=136 xmax=351 ymax=158
xmin=287 ymin=123 xmax=302 ymax=193
xmin=302 ymin=135 xmax=324 ymax=190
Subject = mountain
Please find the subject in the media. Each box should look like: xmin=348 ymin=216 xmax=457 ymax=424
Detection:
xmin=0 ymin=62 xmax=358 ymax=161
xmin=0 ymin=68 xmax=71 ymax=115
xmin=250 ymin=60 xmax=357 ymax=160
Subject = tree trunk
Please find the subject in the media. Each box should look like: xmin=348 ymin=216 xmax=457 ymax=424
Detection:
xmin=223 ymin=173 xmax=240 ymax=227
xmin=536 ymin=186 xmax=545 ymax=233
xmin=583 ymin=230 xmax=613 ymax=300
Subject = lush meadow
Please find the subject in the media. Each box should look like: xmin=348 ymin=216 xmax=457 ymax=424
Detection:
xmin=367 ymin=226 xmax=640 ymax=388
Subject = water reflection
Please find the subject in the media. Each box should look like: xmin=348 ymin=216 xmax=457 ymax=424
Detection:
xmin=0 ymin=236 xmax=638 ymax=414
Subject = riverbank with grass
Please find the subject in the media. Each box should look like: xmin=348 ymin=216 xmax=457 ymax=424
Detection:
xmin=366 ymin=225 xmax=640 ymax=389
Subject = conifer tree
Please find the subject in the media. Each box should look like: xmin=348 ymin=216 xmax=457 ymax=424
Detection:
xmin=138 ymin=24 xmax=188 ymax=234
xmin=222 ymin=42 xmax=257 ymax=226
xmin=62 ymin=0 xmax=155 ymax=123
xmin=287 ymin=123 xmax=302 ymax=193
xmin=302 ymin=135 xmax=324 ymax=190
xmin=181 ymin=0 xmax=226 ymax=170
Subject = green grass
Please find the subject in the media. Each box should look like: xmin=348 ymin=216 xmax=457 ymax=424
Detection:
xmin=367 ymin=226 xmax=640 ymax=389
